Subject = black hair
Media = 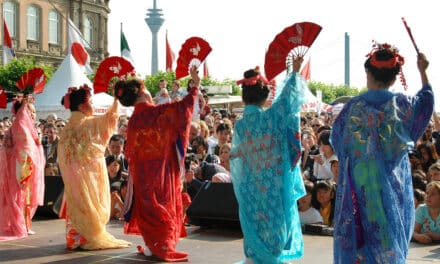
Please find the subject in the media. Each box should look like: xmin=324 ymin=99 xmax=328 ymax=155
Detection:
xmin=114 ymin=79 xmax=143 ymax=107
xmin=110 ymin=134 xmax=125 ymax=144
xmin=318 ymin=130 xmax=331 ymax=146
xmin=60 ymin=88 xmax=90 ymax=111
xmin=364 ymin=49 xmax=401 ymax=85
xmin=105 ymin=154 xmax=122 ymax=166
xmin=311 ymin=179 xmax=336 ymax=226
xmin=414 ymin=188 xmax=426 ymax=204
xmin=241 ymin=68 xmax=270 ymax=106
xmin=216 ymin=123 xmax=232 ymax=134
xmin=191 ymin=136 xmax=208 ymax=151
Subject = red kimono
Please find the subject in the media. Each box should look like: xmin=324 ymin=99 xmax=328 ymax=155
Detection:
xmin=124 ymin=87 xmax=197 ymax=262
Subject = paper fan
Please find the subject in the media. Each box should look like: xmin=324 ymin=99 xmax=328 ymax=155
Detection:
xmin=93 ymin=56 xmax=135 ymax=94
xmin=264 ymin=22 xmax=322 ymax=81
xmin=16 ymin=67 xmax=46 ymax=94
xmin=175 ymin=37 xmax=212 ymax=80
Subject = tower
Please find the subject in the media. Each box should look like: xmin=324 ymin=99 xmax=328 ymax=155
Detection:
xmin=145 ymin=0 xmax=164 ymax=75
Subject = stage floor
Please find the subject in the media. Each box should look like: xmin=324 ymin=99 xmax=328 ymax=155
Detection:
xmin=0 ymin=217 xmax=438 ymax=263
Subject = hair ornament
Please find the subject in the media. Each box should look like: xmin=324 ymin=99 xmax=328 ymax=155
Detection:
xmin=236 ymin=66 xmax=270 ymax=86
xmin=366 ymin=41 xmax=408 ymax=90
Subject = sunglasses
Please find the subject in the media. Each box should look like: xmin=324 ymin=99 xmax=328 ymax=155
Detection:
xmin=311 ymin=124 xmax=320 ymax=127
xmin=57 ymin=125 xmax=65 ymax=128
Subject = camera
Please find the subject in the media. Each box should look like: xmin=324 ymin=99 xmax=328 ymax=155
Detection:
xmin=42 ymin=135 xmax=49 ymax=146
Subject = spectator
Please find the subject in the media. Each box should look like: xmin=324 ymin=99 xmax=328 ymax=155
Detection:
xmin=213 ymin=122 xmax=232 ymax=156
xmin=170 ymin=80 xmax=186 ymax=102
xmin=311 ymin=179 xmax=336 ymax=226
xmin=299 ymin=180 xmax=323 ymax=226
xmin=427 ymin=163 xmax=440 ymax=182
xmin=313 ymin=130 xmax=337 ymax=180
xmin=106 ymin=155 xmax=124 ymax=220
xmin=107 ymin=134 xmax=128 ymax=177
xmin=45 ymin=113 xmax=57 ymax=123
xmin=412 ymin=181 xmax=440 ymax=244
xmin=417 ymin=142 xmax=438 ymax=173
xmin=301 ymin=128 xmax=319 ymax=181
xmin=200 ymin=94 xmax=211 ymax=120
xmin=55 ymin=119 xmax=66 ymax=132
xmin=42 ymin=122 xmax=60 ymax=176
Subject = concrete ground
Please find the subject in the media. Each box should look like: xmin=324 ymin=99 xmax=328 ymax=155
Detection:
xmin=0 ymin=217 xmax=439 ymax=263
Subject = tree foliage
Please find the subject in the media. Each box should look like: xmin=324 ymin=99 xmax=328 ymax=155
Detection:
xmin=142 ymin=71 xmax=241 ymax=96
xmin=0 ymin=57 xmax=55 ymax=94
xmin=308 ymin=81 xmax=363 ymax=104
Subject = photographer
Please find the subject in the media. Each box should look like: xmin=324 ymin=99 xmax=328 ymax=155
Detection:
xmin=42 ymin=122 xmax=60 ymax=176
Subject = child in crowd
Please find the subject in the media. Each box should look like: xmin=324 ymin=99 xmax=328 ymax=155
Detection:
xmin=413 ymin=181 xmax=440 ymax=244
xmin=427 ymin=163 xmax=440 ymax=182
xmin=299 ymin=180 xmax=323 ymax=225
xmin=311 ymin=180 xmax=336 ymax=226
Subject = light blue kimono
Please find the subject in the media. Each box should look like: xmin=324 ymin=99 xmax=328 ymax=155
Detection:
xmin=331 ymin=84 xmax=434 ymax=264
xmin=230 ymin=72 xmax=307 ymax=264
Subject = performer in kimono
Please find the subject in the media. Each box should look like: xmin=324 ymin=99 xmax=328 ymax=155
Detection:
xmin=58 ymin=85 xmax=131 ymax=250
xmin=331 ymin=43 xmax=433 ymax=263
xmin=230 ymin=57 xmax=307 ymax=263
xmin=0 ymin=95 xmax=45 ymax=240
xmin=115 ymin=66 xmax=199 ymax=262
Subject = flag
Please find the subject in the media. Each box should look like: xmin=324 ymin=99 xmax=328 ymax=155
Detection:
xmin=203 ymin=60 xmax=209 ymax=78
xmin=3 ymin=19 xmax=16 ymax=65
xmin=300 ymin=58 xmax=311 ymax=81
xmin=120 ymin=27 xmax=134 ymax=65
xmin=0 ymin=86 xmax=7 ymax=108
xmin=165 ymin=31 xmax=175 ymax=72
xmin=68 ymin=18 xmax=92 ymax=74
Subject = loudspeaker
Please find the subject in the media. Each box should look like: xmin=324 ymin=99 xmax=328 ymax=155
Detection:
xmin=186 ymin=182 xmax=239 ymax=227
xmin=36 ymin=176 xmax=64 ymax=217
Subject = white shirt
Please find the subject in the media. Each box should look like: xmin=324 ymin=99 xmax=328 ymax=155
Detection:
xmin=313 ymin=153 xmax=337 ymax=180
xmin=300 ymin=207 xmax=323 ymax=225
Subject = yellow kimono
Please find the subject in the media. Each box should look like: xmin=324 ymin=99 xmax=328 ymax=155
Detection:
xmin=58 ymin=100 xmax=130 ymax=250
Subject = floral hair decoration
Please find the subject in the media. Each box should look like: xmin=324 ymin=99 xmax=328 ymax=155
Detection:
xmin=63 ymin=84 xmax=92 ymax=109
xmin=236 ymin=66 xmax=270 ymax=86
xmin=366 ymin=41 xmax=408 ymax=90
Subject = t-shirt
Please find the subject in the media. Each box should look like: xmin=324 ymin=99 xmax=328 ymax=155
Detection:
xmin=415 ymin=204 xmax=440 ymax=234
xmin=300 ymin=207 xmax=323 ymax=225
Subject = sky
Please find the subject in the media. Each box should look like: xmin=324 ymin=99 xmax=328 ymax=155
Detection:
xmin=107 ymin=0 xmax=439 ymax=108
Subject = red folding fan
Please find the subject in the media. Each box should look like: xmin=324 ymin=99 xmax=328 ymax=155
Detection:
xmin=175 ymin=36 xmax=212 ymax=80
xmin=16 ymin=67 xmax=46 ymax=94
xmin=264 ymin=22 xmax=322 ymax=81
xmin=93 ymin=56 xmax=135 ymax=94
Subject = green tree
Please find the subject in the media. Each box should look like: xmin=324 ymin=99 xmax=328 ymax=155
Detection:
xmin=308 ymin=81 xmax=363 ymax=104
xmin=142 ymin=71 xmax=241 ymax=96
xmin=0 ymin=57 xmax=55 ymax=94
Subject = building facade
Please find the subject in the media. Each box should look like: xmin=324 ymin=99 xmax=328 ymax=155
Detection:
xmin=1 ymin=0 xmax=110 ymax=69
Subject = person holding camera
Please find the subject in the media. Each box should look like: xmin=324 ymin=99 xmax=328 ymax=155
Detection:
xmin=42 ymin=122 xmax=60 ymax=176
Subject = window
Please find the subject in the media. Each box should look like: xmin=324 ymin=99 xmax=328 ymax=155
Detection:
xmin=3 ymin=1 xmax=16 ymax=37
xmin=83 ymin=17 xmax=93 ymax=47
xmin=48 ymin=10 xmax=60 ymax=44
xmin=27 ymin=5 xmax=40 ymax=41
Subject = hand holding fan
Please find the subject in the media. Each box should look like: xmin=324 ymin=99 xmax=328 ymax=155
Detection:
xmin=175 ymin=37 xmax=212 ymax=80
xmin=16 ymin=67 xmax=46 ymax=94
xmin=264 ymin=22 xmax=322 ymax=81
xmin=93 ymin=56 xmax=135 ymax=94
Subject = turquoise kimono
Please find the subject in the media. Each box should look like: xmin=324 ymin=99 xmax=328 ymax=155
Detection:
xmin=230 ymin=72 xmax=307 ymax=264
xmin=331 ymin=84 xmax=434 ymax=263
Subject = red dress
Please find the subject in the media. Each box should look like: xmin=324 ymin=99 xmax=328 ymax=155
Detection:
xmin=124 ymin=87 xmax=197 ymax=262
